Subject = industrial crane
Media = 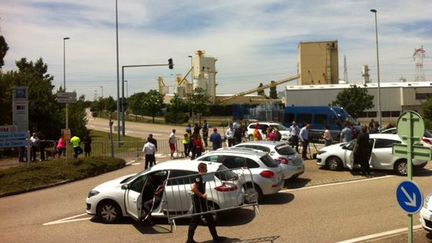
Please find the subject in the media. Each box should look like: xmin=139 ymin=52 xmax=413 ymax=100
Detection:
xmin=219 ymin=74 xmax=299 ymax=103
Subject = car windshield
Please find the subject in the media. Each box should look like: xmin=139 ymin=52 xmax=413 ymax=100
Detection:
xmin=120 ymin=168 xmax=150 ymax=184
xmin=275 ymin=145 xmax=296 ymax=155
xmin=215 ymin=165 xmax=238 ymax=181
xmin=260 ymin=154 xmax=279 ymax=168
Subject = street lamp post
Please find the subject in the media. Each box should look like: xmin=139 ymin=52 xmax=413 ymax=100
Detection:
xmin=115 ymin=0 xmax=121 ymax=147
xmin=124 ymin=80 xmax=128 ymax=98
xmin=370 ymin=9 xmax=382 ymax=130
xmin=63 ymin=36 xmax=70 ymax=160
xmin=188 ymin=55 xmax=193 ymax=82
xmin=100 ymin=86 xmax=104 ymax=98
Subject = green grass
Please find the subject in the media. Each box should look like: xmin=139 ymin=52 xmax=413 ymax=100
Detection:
xmin=0 ymin=156 xmax=126 ymax=197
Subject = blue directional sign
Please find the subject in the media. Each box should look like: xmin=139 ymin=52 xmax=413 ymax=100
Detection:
xmin=396 ymin=181 xmax=423 ymax=215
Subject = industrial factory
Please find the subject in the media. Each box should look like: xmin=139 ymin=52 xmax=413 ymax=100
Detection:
xmin=158 ymin=41 xmax=431 ymax=121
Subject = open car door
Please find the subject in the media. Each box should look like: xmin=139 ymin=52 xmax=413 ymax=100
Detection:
xmin=344 ymin=141 xmax=355 ymax=170
xmin=124 ymin=174 xmax=149 ymax=221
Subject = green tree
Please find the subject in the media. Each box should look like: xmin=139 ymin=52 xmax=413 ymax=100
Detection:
xmin=332 ymin=85 xmax=374 ymax=118
xmin=128 ymin=92 xmax=147 ymax=119
xmin=0 ymin=58 xmax=87 ymax=139
xmin=422 ymin=97 xmax=432 ymax=130
xmin=186 ymin=87 xmax=211 ymax=121
xmin=269 ymin=80 xmax=278 ymax=99
xmin=143 ymin=90 xmax=164 ymax=123
xmin=0 ymin=35 xmax=9 ymax=69
xmin=165 ymin=93 xmax=188 ymax=124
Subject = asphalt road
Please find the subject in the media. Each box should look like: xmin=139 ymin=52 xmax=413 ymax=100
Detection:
xmin=1 ymin=118 xmax=432 ymax=242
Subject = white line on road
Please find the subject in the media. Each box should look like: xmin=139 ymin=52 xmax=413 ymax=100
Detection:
xmin=337 ymin=224 xmax=422 ymax=243
xmin=43 ymin=213 xmax=92 ymax=226
xmin=281 ymin=175 xmax=395 ymax=193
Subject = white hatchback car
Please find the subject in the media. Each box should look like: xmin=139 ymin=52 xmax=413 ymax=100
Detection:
xmin=197 ymin=148 xmax=284 ymax=202
xmin=316 ymin=133 xmax=428 ymax=175
xmin=380 ymin=127 xmax=432 ymax=148
xmin=420 ymin=194 xmax=432 ymax=232
xmin=233 ymin=141 xmax=304 ymax=180
xmin=86 ymin=160 xmax=244 ymax=224
xmin=246 ymin=122 xmax=291 ymax=141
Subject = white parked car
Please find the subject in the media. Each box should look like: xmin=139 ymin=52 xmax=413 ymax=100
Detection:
xmin=316 ymin=134 xmax=428 ymax=175
xmin=197 ymin=148 xmax=284 ymax=202
xmin=233 ymin=141 xmax=304 ymax=180
xmin=246 ymin=122 xmax=291 ymax=141
xmin=420 ymin=194 xmax=432 ymax=232
xmin=86 ymin=160 xmax=244 ymax=224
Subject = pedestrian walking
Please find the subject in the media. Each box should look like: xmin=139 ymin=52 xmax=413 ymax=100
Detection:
xmin=30 ymin=132 xmax=39 ymax=162
xmin=183 ymin=133 xmax=191 ymax=158
xmin=340 ymin=122 xmax=352 ymax=143
xmin=289 ymin=121 xmax=300 ymax=152
xmin=187 ymin=163 xmax=225 ymax=243
xmin=83 ymin=134 xmax=92 ymax=157
xmin=147 ymin=134 xmax=158 ymax=151
xmin=169 ymin=129 xmax=177 ymax=159
xmin=202 ymin=120 xmax=209 ymax=147
xmin=354 ymin=126 xmax=372 ymax=176
xmin=253 ymin=124 xmax=262 ymax=141
xmin=299 ymin=124 xmax=310 ymax=160
xmin=38 ymin=132 xmax=47 ymax=161
xmin=56 ymin=137 xmax=66 ymax=157
xmin=191 ymin=134 xmax=204 ymax=159
xmin=209 ymin=128 xmax=222 ymax=150
xmin=225 ymin=125 xmax=234 ymax=147
xmin=268 ymin=128 xmax=277 ymax=141
xmin=70 ymin=135 xmax=82 ymax=158
xmin=143 ymin=138 xmax=156 ymax=169
xmin=323 ymin=125 xmax=333 ymax=146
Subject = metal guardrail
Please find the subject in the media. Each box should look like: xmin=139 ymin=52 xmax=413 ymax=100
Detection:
xmin=162 ymin=167 xmax=259 ymax=232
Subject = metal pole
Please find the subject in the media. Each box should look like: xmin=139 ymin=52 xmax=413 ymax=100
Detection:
xmin=115 ymin=0 xmax=121 ymax=147
xmin=125 ymin=80 xmax=128 ymax=98
xmin=63 ymin=37 xmax=70 ymax=160
xmin=122 ymin=66 xmax=125 ymax=136
xmin=371 ymin=9 xmax=382 ymax=130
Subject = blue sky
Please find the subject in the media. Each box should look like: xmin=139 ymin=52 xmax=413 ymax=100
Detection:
xmin=1 ymin=0 xmax=431 ymax=100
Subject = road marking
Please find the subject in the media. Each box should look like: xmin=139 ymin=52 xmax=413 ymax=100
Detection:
xmin=43 ymin=213 xmax=92 ymax=226
xmin=337 ymin=224 xmax=422 ymax=243
xmin=281 ymin=175 xmax=395 ymax=193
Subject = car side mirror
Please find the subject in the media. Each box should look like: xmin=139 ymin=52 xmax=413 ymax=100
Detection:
xmin=121 ymin=184 xmax=129 ymax=190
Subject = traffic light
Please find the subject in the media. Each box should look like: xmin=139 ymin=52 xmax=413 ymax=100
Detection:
xmin=168 ymin=58 xmax=174 ymax=69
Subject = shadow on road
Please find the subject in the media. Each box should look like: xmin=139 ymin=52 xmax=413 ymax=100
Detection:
xmin=413 ymin=168 xmax=432 ymax=177
xmin=217 ymin=208 xmax=257 ymax=226
xmin=284 ymin=177 xmax=311 ymax=189
xmin=201 ymin=235 xmax=280 ymax=243
xmin=260 ymin=192 xmax=294 ymax=205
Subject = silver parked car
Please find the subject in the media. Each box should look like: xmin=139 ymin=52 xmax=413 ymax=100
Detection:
xmin=233 ymin=141 xmax=304 ymax=180
xmin=196 ymin=148 xmax=284 ymax=202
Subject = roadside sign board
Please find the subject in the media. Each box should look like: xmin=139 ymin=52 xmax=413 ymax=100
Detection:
xmin=396 ymin=181 xmax=423 ymax=215
xmin=12 ymin=86 xmax=29 ymax=132
xmin=393 ymin=144 xmax=432 ymax=161
xmin=397 ymin=111 xmax=424 ymax=143
xmin=0 ymin=131 xmax=28 ymax=148
xmin=57 ymin=92 xmax=77 ymax=103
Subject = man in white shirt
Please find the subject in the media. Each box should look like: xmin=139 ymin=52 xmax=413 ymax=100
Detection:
xmin=289 ymin=121 xmax=300 ymax=152
xmin=299 ymin=124 xmax=310 ymax=160
xmin=169 ymin=129 xmax=176 ymax=159
xmin=143 ymin=138 xmax=156 ymax=169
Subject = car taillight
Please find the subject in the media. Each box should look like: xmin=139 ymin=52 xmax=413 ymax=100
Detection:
xmin=260 ymin=170 xmax=275 ymax=178
xmin=278 ymin=158 xmax=289 ymax=164
xmin=422 ymin=138 xmax=432 ymax=144
xmin=214 ymin=182 xmax=238 ymax=192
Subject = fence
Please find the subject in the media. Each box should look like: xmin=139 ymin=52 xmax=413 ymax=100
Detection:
xmin=162 ymin=167 xmax=259 ymax=231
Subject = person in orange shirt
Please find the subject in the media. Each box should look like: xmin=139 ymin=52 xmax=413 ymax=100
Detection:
xmin=253 ymin=124 xmax=262 ymax=141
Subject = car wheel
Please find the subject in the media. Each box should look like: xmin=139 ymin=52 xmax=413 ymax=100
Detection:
xmin=326 ymin=156 xmax=342 ymax=171
xmin=395 ymin=160 xmax=408 ymax=176
xmin=97 ymin=200 xmax=122 ymax=224
xmin=244 ymin=184 xmax=263 ymax=203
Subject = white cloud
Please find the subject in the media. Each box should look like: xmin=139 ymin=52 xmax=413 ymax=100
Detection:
xmin=1 ymin=0 xmax=431 ymax=100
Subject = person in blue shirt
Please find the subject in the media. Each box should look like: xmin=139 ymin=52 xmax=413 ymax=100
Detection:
xmin=299 ymin=124 xmax=310 ymax=159
xmin=209 ymin=128 xmax=222 ymax=150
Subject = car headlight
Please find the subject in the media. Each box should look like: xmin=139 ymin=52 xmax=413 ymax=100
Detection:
xmin=317 ymin=150 xmax=327 ymax=155
xmin=88 ymin=190 xmax=100 ymax=198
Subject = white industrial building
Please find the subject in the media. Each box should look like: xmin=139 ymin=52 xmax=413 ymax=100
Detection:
xmin=284 ymin=81 xmax=432 ymax=123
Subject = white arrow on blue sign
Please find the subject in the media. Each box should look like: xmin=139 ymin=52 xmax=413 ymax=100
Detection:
xmin=396 ymin=181 xmax=423 ymax=214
